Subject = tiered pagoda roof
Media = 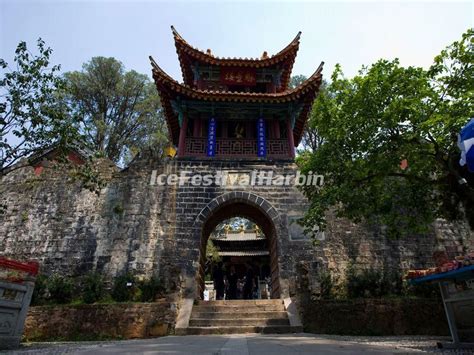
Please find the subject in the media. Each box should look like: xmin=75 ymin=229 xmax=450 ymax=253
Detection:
xmin=150 ymin=26 xmax=324 ymax=148
xmin=171 ymin=26 xmax=302 ymax=91
xmin=210 ymin=230 xmax=269 ymax=257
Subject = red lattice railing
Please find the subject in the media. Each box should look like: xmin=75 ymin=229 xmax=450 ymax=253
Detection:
xmin=185 ymin=138 xmax=290 ymax=158
xmin=267 ymin=139 xmax=290 ymax=158
xmin=216 ymin=139 xmax=257 ymax=156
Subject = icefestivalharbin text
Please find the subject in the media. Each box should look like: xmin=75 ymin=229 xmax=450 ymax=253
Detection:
xmin=149 ymin=170 xmax=324 ymax=187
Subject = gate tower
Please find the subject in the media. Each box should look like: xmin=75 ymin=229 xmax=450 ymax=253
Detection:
xmin=150 ymin=26 xmax=324 ymax=300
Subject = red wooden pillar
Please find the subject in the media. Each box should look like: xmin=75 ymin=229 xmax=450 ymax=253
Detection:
xmin=246 ymin=121 xmax=253 ymax=139
xmin=193 ymin=118 xmax=201 ymax=137
xmin=274 ymin=120 xmax=281 ymax=139
xmin=178 ymin=114 xmax=188 ymax=157
xmin=222 ymin=121 xmax=228 ymax=138
xmin=287 ymin=118 xmax=295 ymax=159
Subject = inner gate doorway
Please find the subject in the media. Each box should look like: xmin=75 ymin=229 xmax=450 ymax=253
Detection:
xmin=206 ymin=217 xmax=271 ymax=300
xmin=197 ymin=201 xmax=281 ymax=300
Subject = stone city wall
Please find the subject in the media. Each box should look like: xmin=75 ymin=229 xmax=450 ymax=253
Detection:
xmin=1 ymin=156 xmax=472 ymax=299
xmin=23 ymin=299 xmax=449 ymax=339
xmin=300 ymin=298 xmax=449 ymax=336
xmin=24 ymin=301 xmax=176 ymax=341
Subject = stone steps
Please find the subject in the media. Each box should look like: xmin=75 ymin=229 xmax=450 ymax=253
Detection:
xmin=191 ymin=311 xmax=288 ymax=319
xmin=196 ymin=300 xmax=280 ymax=306
xmin=178 ymin=299 xmax=301 ymax=335
xmin=182 ymin=325 xmax=302 ymax=335
xmin=189 ymin=318 xmax=290 ymax=327
xmin=191 ymin=305 xmax=285 ymax=312
xmin=191 ymin=301 xmax=286 ymax=313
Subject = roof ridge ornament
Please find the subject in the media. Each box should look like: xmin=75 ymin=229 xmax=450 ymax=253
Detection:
xmin=170 ymin=25 xmax=184 ymax=41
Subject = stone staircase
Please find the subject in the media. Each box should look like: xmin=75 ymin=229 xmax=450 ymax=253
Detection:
xmin=178 ymin=299 xmax=303 ymax=335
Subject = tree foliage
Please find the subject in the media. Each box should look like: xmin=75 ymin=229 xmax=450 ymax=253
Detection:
xmin=212 ymin=217 xmax=256 ymax=237
xmin=206 ymin=239 xmax=222 ymax=263
xmin=63 ymin=57 xmax=168 ymax=164
xmin=299 ymin=29 xmax=474 ymax=237
xmin=289 ymin=74 xmax=307 ymax=89
xmin=0 ymin=38 xmax=80 ymax=175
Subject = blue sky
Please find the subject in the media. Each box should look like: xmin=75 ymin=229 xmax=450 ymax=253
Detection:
xmin=1 ymin=1 xmax=473 ymax=82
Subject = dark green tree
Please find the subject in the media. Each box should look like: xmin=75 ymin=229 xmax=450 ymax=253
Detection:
xmin=0 ymin=39 xmax=80 ymax=175
xmin=64 ymin=57 xmax=168 ymax=164
xmin=300 ymin=29 xmax=474 ymax=237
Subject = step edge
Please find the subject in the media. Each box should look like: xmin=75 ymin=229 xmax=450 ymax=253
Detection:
xmin=190 ymin=319 xmax=288 ymax=321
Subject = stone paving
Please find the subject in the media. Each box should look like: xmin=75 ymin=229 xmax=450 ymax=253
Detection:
xmin=5 ymin=334 xmax=474 ymax=355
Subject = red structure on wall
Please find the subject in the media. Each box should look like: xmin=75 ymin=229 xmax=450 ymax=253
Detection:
xmin=150 ymin=26 xmax=324 ymax=160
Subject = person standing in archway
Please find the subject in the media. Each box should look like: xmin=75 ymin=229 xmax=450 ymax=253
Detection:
xmin=213 ymin=262 xmax=225 ymax=300
xmin=227 ymin=266 xmax=238 ymax=300
xmin=243 ymin=265 xmax=255 ymax=300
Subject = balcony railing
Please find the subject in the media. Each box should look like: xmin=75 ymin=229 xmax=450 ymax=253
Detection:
xmin=184 ymin=137 xmax=290 ymax=158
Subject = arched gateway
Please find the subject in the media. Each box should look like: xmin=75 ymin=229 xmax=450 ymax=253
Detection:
xmin=194 ymin=192 xmax=282 ymax=299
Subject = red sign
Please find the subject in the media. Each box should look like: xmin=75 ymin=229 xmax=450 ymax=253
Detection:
xmin=221 ymin=67 xmax=256 ymax=86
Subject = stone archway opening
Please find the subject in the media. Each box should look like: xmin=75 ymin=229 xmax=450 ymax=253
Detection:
xmin=197 ymin=200 xmax=281 ymax=300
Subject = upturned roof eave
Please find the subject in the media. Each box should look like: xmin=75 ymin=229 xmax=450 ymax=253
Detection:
xmin=171 ymin=25 xmax=301 ymax=89
xmin=149 ymin=56 xmax=324 ymax=146
xmin=171 ymin=25 xmax=301 ymax=65
xmin=150 ymin=56 xmax=323 ymax=103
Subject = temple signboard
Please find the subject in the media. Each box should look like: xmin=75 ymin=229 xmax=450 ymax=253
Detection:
xmin=220 ymin=67 xmax=256 ymax=86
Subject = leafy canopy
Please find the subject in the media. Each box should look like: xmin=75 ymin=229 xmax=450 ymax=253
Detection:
xmin=64 ymin=57 xmax=168 ymax=164
xmin=299 ymin=29 xmax=474 ymax=237
xmin=0 ymin=38 xmax=80 ymax=175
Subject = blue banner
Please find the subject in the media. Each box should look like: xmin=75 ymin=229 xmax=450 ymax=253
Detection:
xmin=459 ymin=118 xmax=474 ymax=171
xmin=257 ymin=117 xmax=266 ymax=157
xmin=207 ymin=117 xmax=216 ymax=157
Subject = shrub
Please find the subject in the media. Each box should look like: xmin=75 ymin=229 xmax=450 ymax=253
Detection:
xmin=82 ymin=272 xmax=105 ymax=304
xmin=31 ymin=274 xmax=48 ymax=306
xmin=111 ymin=273 xmax=137 ymax=302
xmin=318 ymin=271 xmax=334 ymax=299
xmin=346 ymin=266 xmax=404 ymax=298
xmin=405 ymin=281 xmax=440 ymax=298
xmin=138 ymin=276 xmax=164 ymax=302
xmin=381 ymin=270 xmax=404 ymax=296
xmin=47 ymin=274 xmax=74 ymax=304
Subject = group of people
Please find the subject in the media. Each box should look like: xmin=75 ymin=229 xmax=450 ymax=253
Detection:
xmin=212 ymin=262 xmax=260 ymax=300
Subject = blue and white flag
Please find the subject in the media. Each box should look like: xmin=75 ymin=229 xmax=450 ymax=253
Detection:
xmin=459 ymin=118 xmax=474 ymax=172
